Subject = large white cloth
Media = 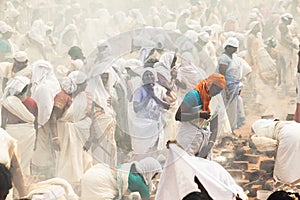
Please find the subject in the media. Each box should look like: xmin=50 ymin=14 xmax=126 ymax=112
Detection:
xmin=155 ymin=144 xmax=247 ymax=200
xmin=2 ymin=96 xmax=35 ymax=176
xmin=31 ymin=60 xmax=61 ymax=126
xmin=56 ymin=91 xmax=93 ymax=184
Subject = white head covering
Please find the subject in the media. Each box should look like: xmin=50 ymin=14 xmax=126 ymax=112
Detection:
xmin=141 ymin=67 xmax=157 ymax=84
xmin=281 ymin=13 xmax=293 ymax=21
xmin=31 ymin=60 xmax=54 ymax=85
xmin=198 ymin=31 xmax=210 ymax=43
xmin=31 ymin=60 xmax=61 ymax=126
xmin=14 ymin=51 xmax=28 ymax=62
xmin=223 ymin=37 xmax=239 ymax=49
xmin=86 ymin=73 xmax=113 ymax=114
xmin=96 ymin=40 xmax=112 ymax=60
xmin=159 ymin=52 xmax=174 ymax=69
xmin=0 ymin=23 xmax=12 ymax=34
xmin=134 ymin=157 xmax=162 ymax=191
xmin=184 ymin=30 xmax=199 ymax=43
xmin=68 ymin=70 xmax=87 ymax=85
xmin=60 ymin=77 xmax=77 ymax=94
xmin=2 ymin=76 xmax=30 ymax=99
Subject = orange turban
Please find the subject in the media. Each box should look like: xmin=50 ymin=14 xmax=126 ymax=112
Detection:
xmin=207 ymin=73 xmax=226 ymax=89
xmin=194 ymin=74 xmax=226 ymax=112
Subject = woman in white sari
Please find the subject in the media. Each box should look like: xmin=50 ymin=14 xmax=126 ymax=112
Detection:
xmin=251 ymin=119 xmax=300 ymax=185
xmin=217 ymin=37 xmax=243 ymax=131
xmin=85 ymin=69 xmax=117 ymax=167
xmin=30 ymin=60 xmax=61 ymax=179
xmin=1 ymin=76 xmax=38 ymax=176
xmin=56 ymin=71 xmax=93 ymax=186
xmin=131 ymin=68 xmax=171 ymax=159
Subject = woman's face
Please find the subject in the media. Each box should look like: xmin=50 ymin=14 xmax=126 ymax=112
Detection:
xmin=225 ymin=45 xmax=238 ymax=54
xmin=142 ymin=70 xmax=155 ymax=84
xmin=208 ymin=83 xmax=223 ymax=97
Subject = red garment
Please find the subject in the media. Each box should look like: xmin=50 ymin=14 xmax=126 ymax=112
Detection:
xmin=294 ymin=103 xmax=300 ymax=123
xmin=2 ymin=97 xmax=38 ymax=124
xmin=53 ymin=91 xmax=72 ymax=112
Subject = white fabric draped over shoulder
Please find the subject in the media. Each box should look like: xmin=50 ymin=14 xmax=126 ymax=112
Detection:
xmin=30 ymin=60 xmax=61 ymax=126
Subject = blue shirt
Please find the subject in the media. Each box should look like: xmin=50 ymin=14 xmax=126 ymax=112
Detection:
xmin=182 ymin=90 xmax=202 ymax=112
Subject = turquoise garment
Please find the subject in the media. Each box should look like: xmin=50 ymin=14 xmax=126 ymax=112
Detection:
xmin=116 ymin=165 xmax=150 ymax=199
xmin=0 ymin=39 xmax=12 ymax=53
xmin=128 ymin=172 xmax=150 ymax=199
xmin=182 ymin=90 xmax=202 ymax=112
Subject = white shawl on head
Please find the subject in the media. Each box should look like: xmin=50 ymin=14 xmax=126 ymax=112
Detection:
xmin=2 ymin=75 xmax=30 ymax=99
xmin=31 ymin=60 xmax=61 ymax=126
xmin=86 ymin=74 xmax=114 ymax=115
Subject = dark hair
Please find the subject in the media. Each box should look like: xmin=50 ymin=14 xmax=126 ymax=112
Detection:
xmin=16 ymin=85 xmax=28 ymax=97
xmin=182 ymin=192 xmax=211 ymax=200
xmin=68 ymin=46 xmax=85 ymax=60
xmin=217 ymin=136 xmax=234 ymax=148
xmin=0 ymin=163 xmax=12 ymax=191
xmin=267 ymin=191 xmax=294 ymax=200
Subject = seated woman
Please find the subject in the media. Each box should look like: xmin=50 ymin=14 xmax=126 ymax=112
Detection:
xmin=251 ymin=119 xmax=300 ymax=185
xmin=80 ymin=157 xmax=162 ymax=200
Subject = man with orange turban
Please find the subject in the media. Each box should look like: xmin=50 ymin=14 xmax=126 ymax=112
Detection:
xmin=175 ymin=73 xmax=226 ymax=158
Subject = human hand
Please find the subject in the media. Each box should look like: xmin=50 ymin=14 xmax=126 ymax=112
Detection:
xmin=144 ymin=84 xmax=155 ymax=97
xmin=199 ymin=111 xmax=211 ymax=120
xmin=166 ymin=139 xmax=178 ymax=148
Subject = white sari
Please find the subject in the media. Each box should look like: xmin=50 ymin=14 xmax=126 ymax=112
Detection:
xmin=2 ymin=96 xmax=35 ymax=176
xmin=56 ymin=91 xmax=93 ymax=185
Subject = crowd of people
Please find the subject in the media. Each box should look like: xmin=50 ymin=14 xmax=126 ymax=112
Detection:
xmin=1 ymin=0 xmax=300 ymax=199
